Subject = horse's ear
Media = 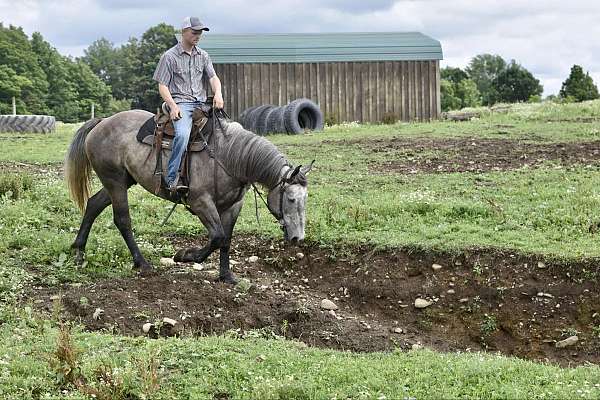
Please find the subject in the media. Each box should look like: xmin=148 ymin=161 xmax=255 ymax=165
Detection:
xmin=287 ymin=165 xmax=302 ymax=182
xmin=301 ymin=160 xmax=315 ymax=175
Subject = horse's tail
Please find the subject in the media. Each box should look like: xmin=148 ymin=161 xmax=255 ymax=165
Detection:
xmin=65 ymin=118 xmax=103 ymax=213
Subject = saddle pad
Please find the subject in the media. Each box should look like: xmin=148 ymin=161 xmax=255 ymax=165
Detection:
xmin=136 ymin=116 xmax=207 ymax=152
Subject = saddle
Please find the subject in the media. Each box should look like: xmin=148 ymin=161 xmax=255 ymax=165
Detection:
xmin=136 ymin=101 xmax=213 ymax=196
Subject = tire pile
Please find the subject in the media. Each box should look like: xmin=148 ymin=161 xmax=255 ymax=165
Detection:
xmin=238 ymin=98 xmax=324 ymax=135
xmin=0 ymin=115 xmax=56 ymax=133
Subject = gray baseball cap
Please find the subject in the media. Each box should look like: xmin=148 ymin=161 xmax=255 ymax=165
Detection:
xmin=182 ymin=16 xmax=209 ymax=31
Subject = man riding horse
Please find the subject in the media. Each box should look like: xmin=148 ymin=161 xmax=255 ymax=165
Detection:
xmin=153 ymin=16 xmax=224 ymax=194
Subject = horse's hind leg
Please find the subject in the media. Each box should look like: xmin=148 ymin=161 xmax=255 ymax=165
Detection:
xmin=103 ymin=179 xmax=152 ymax=273
xmin=71 ymin=188 xmax=112 ymax=264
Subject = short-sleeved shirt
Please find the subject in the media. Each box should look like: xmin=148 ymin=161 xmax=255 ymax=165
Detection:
xmin=153 ymin=43 xmax=216 ymax=103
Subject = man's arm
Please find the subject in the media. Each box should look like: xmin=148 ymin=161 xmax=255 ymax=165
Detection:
xmin=158 ymin=83 xmax=181 ymax=120
xmin=210 ymin=76 xmax=224 ymax=109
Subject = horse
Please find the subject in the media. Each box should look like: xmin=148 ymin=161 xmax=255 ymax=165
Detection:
xmin=64 ymin=108 xmax=313 ymax=284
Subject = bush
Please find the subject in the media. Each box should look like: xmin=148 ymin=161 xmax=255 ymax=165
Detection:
xmin=0 ymin=172 xmax=34 ymax=200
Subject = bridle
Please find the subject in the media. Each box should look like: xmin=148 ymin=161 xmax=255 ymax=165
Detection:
xmin=252 ymin=165 xmax=297 ymax=234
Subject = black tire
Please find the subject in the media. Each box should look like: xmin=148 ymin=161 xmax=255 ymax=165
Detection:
xmin=266 ymin=106 xmax=286 ymax=134
xmin=245 ymin=105 xmax=272 ymax=133
xmin=283 ymin=98 xmax=324 ymax=134
xmin=237 ymin=106 xmax=259 ymax=128
xmin=255 ymin=105 xmax=276 ymax=135
xmin=0 ymin=115 xmax=56 ymax=133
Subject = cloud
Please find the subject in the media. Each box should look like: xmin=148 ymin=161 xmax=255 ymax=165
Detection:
xmin=1 ymin=0 xmax=598 ymax=95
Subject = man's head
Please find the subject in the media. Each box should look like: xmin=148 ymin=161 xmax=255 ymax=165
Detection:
xmin=181 ymin=17 xmax=209 ymax=46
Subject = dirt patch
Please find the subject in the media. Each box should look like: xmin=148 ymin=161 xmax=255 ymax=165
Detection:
xmin=0 ymin=161 xmax=63 ymax=178
xmin=333 ymin=137 xmax=600 ymax=174
xmin=31 ymin=234 xmax=600 ymax=366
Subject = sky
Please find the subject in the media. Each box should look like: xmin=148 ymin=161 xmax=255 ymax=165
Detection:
xmin=1 ymin=0 xmax=598 ymax=96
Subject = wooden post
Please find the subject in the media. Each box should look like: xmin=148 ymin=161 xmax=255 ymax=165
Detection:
xmin=91 ymin=103 xmax=95 ymax=119
xmin=12 ymin=96 xmax=16 ymax=115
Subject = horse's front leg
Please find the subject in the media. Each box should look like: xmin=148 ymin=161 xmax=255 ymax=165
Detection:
xmin=173 ymin=196 xmax=225 ymax=264
xmin=216 ymin=199 xmax=244 ymax=284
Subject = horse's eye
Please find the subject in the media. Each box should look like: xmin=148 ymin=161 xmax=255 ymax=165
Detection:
xmin=288 ymin=198 xmax=296 ymax=203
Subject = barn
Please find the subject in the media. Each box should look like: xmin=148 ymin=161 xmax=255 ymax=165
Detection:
xmin=200 ymin=32 xmax=443 ymax=123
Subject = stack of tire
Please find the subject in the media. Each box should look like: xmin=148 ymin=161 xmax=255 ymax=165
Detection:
xmin=238 ymin=98 xmax=324 ymax=135
xmin=0 ymin=115 xmax=56 ymax=133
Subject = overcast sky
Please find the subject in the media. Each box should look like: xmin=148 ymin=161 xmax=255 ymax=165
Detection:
xmin=1 ymin=0 xmax=598 ymax=96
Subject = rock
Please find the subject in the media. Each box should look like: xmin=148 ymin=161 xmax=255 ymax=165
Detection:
xmin=555 ymin=336 xmax=579 ymax=349
xmin=296 ymin=252 xmax=305 ymax=260
xmin=537 ymin=261 xmax=546 ymax=269
xmin=411 ymin=343 xmax=423 ymax=350
xmin=414 ymin=298 xmax=432 ymax=309
xmin=459 ymin=298 xmax=469 ymax=303
xmin=160 ymin=257 xmax=176 ymax=267
xmin=537 ymin=292 xmax=554 ymax=299
xmin=328 ymin=310 xmax=337 ymax=317
xmin=320 ymin=299 xmax=338 ymax=310
xmin=447 ymin=289 xmax=455 ymax=294
xmin=431 ymin=263 xmax=443 ymax=271
xmin=92 ymin=308 xmax=104 ymax=320
xmin=142 ymin=323 xmax=153 ymax=333
xmin=393 ymin=327 xmax=403 ymax=334
xmin=162 ymin=317 xmax=177 ymax=326
xmin=556 ymin=335 xmax=578 ymax=348
xmin=192 ymin=263 xmax=203 ymax=271
xmin=248 ymin=255 xmax=259 ymax=263
xmin=49 ymin=295 xmax=60 ymax=301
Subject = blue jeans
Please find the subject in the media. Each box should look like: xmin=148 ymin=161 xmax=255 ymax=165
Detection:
xmin=167 ymin=101 xmax=203 ymax=186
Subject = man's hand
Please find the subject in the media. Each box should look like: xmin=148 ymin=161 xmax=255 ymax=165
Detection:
xmin=213 ymin=92 xmax=224 ymax=109
xmin=169 ymin=103 xmax=181 ymax=120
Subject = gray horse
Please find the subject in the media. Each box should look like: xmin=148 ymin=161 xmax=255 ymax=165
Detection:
xmin=65 ymin=109 xmax=313 ymax=284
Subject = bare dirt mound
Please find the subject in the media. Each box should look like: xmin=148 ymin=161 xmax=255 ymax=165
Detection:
xmin=333 ymin=137 xmax=600 ymax=174
xmin=32 ymin=235 xmax=600 ymax=366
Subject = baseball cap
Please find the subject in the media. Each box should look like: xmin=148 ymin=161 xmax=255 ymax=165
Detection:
xmin=182 ymin=16 xmax=209 ymax=31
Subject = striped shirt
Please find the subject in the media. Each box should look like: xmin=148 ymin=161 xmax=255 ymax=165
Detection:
xmin=153 ymin=43 xmax=216 ymax=103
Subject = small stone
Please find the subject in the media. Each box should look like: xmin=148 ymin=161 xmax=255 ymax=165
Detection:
xmin=537 ymin=292 xmax=554 ymax=299
xmin=328 ymin=310 xmax=337 ymax=317
xmin=320 ymin=299 xmax=338 ymax=310
xmin=431 ymin=263 xmax=443 ymax=271
xmin=447 ymin=289 xmax=455 ymax=294
xmin=160 ymin=257 xmax=176 ymax=267
xmin=92 ymin=308 xmax=104 ymax=320
xmin=162 ymin=317 xmax=177 ymax=326
xmin=393 ymin=327 xmax=403 ymax=334
xmin=192 ymin=263 xmax=203 ymax=271
xmin=411 ymin=343 xmax=423 ymax=350
xmin=556 ymin=335 xmax=578 ymax=348
xmin=414 ymin=298 xmax=432 ymax=309
xmin=537 ymin=261 xmax=546 ymax=269
xmin=248 ymin=255 xmax=259 ymax=263
xmin=459 ymin=298 xmax=469 ymax=303
xmin=49 ymin=295 xmax=60 ymax=301
xmin=142 ymin=323 xmax=153 ymax=333
xmin=296 ymin=252 xmax=305 ymax=260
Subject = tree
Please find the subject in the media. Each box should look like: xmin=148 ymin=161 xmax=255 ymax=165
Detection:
xmin=67 ymin=59 xmax=113 ymax=120
xmin=135 ymin=23 xmax=177 ymax=110
xmin=559 ymin=65 xmax=599 ymax=102
xmin=493 ymin=61 xmax=543 ymax=103
xmin=466 ymin=54 xmax=506 ymax=105
xmin=0 ymin=24 xmax=49 ymax=114
xmin=440 ymin=66 xmax=481 ymax=111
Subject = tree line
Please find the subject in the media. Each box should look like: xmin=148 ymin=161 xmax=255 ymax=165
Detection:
xmin=1 ymin=22 xmax=599 ymax=120
xmin=442 ymin=54 xmax=599 ymax=111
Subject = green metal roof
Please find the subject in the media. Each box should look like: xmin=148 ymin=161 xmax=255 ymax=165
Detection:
xmin=194 ymin=32 xmax=442 ymax=63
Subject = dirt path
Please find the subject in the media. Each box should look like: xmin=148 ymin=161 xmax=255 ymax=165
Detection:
xmin=32 ymin=234 xmax=600 ymax=367
xmin=329 ymin=137 xmax=600 ymax=174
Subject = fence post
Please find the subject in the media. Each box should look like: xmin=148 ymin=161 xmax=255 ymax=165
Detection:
xmin=12 ymin=96 xmax=16 ymax=116
xmin=91 ymin=103 xmax=95 ymax=119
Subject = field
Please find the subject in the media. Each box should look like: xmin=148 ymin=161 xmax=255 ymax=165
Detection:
xmin=1 ymin=101 xmax=600 ymax=399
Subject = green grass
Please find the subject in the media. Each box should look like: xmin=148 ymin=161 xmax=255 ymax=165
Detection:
xmin=2 ymin=100 xmax=600 ymax=398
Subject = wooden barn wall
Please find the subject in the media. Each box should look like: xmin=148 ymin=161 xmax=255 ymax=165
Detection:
xmin=211 ymin=60 xmax=440 ymax=123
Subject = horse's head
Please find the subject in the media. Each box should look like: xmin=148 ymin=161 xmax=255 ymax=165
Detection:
xmin=267 ymin=161 xmax=314 ymax=244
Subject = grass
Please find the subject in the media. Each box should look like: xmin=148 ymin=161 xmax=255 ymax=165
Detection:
xmin=2 ymin=100 xmax=600 ymax=398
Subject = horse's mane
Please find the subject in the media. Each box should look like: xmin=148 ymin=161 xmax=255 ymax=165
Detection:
xmin=217 ymin=120 xmax=289 ymax=188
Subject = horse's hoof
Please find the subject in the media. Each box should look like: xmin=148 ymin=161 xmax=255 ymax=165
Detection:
xmin=137 ymin=265 xmax=154 ymax=276
xmin=173 ymin=249 xmax=187 ymax=262
xmin=215 ymin=274 xmax=238 ymax=285
xmin=71 ymin=248 xmax=84 ymax=265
